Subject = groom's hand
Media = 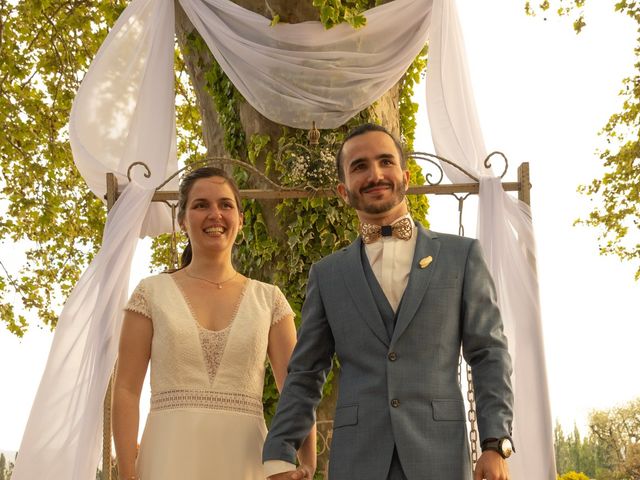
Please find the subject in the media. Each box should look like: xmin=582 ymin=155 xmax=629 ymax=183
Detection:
xmin=473 ymin=450 xmax=510 ymax=480
xmin=267 ymin=465 xmax=312 ymax=480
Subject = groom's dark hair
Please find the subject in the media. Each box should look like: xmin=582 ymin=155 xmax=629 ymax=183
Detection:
xmin=335 ymin=123 xmax=406 ymax=182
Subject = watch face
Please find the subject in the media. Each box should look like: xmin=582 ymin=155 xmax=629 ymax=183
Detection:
xmin=500 ymin=438 xmax=513 ymax=458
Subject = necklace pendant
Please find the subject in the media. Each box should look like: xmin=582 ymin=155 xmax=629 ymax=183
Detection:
xmin=217 ymin=284 xmax=222 ymax=289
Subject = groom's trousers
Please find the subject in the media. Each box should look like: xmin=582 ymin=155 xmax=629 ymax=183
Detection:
xmin=386 ymin=447 xmax=408 ymax=480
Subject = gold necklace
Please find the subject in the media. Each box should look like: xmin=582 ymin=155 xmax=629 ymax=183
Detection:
xmin=185 ymin=270 xmax=238 ymax=289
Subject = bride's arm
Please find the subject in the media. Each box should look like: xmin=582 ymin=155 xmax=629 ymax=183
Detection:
xmin=112 ymin=310 xmax=152 ymax=480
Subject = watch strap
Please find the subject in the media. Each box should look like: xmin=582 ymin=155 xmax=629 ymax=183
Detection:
xmin=481 ymin=436 xmax=514 ymax=458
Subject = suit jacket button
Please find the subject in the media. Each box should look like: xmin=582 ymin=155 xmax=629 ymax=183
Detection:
xmin=388 ymin=352 xmax=397 ymax=361
xmin=391 ymin=399 xmax=400 ymax=408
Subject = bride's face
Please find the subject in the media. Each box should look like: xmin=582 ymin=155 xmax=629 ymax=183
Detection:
xmin=181 ymin=177 xmax=243 ymax=255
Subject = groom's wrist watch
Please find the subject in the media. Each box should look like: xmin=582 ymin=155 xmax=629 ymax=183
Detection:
xmin=481 ymin=436 xmax=514 ymax=459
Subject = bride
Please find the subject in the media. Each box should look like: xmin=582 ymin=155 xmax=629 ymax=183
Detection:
xmin=112 ymin=166 xmax=316 ymax=480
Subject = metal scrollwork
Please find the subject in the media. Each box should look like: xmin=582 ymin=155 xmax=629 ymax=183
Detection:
xmin=409 ymin=152 xmax=479 ymax=184
xmin=154 ymin=156 xmax=289 ymax=192
xmin=483 ymin=151 xmax=509 ymax=179
xmin=316 ymin=420 xmax=334 ymax=456
xmin=126 ymin=161 xmax=152 ymax=182
xmin=316 ymin=419 xmax=334 ymax=477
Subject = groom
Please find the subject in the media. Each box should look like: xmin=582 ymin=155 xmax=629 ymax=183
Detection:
xmin=263 ymin=124 xmax=514 ymax=480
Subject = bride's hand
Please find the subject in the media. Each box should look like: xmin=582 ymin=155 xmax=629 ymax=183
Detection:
xmin=267 ymin=464 xmax=313 ymax=479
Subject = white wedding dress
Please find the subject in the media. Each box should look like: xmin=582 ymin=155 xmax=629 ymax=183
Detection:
xmin=125 ymin=274 xmax=293 ymax=479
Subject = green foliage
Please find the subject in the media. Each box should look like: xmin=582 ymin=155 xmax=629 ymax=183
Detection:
xmin=202 ymin=53 xmax=246 ymax=157
xmin=0 ymin=0 xmax=205 ymax=334
xmin=524 ymin=1 xmax=640 ymax=279
xmin=0 ymin=452 xmax=14 ymax=480
xmin=557 ymin=472 xmax=590 ymax=480
xmin=312 ymin=0 xmax=384 ymax=29
xmin=554 ymin=397 xmax=640 ymax=479
xmin=577 ymin=1 xmax=640 ymax=280
xmin=554 ymin=421 xmax=600 ymax=478
xmin=524 ymin=0 xmax=586 ymax=33
xmin=399 ymin=46 xmax=430 ymax=225
xmin=399 ymin=45 xmax=428 ymax=152
xmin=0 ymin=0 xmax=124 ymax=334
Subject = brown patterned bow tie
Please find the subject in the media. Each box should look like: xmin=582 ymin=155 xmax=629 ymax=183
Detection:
xmin=359 ymin=217 xmax=413 ymax=244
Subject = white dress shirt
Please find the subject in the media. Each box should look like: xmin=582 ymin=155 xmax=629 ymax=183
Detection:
xmin=263 ymin=214 xmax=417 ymax=478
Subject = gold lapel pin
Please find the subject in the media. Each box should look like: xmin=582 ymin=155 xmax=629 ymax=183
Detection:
xmin=419 ymin=256 xmax=433 ymax=269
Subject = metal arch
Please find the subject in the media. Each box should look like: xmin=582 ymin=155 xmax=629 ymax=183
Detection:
xmin=138 ymin=151 xmax=506 ymax=194
xmin=106 ymin=151 xmax=526 ymax=476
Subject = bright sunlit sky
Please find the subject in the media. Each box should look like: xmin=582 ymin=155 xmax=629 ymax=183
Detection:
xmin=1 ymin=0 xmax=639 ymax=453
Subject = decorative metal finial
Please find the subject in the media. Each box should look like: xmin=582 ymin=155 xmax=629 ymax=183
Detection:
xmin=308 ymin=121 xmax=320 ymax=146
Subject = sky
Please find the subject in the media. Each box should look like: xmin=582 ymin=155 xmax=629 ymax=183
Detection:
xmin=1 ymin=0 xmax=639 ymax=454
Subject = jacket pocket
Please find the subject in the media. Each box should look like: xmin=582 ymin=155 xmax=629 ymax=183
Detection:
xmin=431 ymin=399 xmax=465 ymax=421
xmin=333 ymin=404 xmax=358 ymax=428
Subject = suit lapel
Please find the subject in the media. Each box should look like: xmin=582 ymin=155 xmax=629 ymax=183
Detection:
xmin=392 ymin=225 xmax=440 ymax=344
xmin=339 ymin=238 xmax=390 ymax=346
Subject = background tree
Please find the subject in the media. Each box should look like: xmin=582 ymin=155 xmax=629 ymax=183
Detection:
xmin=0 ymin=453 xmax=13 ymax=480
xmin=554 ymin=421 xmax=599 ymax=478
xmin=524 ymin=0 xmax=640 ymax=280
xmin=1 ymin=1 xmax=429 ymax=476
xmin=1 ymin=0 xmax=124 ymax=335
xmin=589 ymin=397 xmax=640 ymax=480
xmin=555 ymin=421 xmax=572 ymax=474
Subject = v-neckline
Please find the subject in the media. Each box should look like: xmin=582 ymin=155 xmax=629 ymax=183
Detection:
xmin=167 ymin=273 xmax=251 ymax=333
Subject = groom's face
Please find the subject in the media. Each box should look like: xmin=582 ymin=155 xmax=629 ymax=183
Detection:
xmin=337 ymin=131 xmax=409 ymax=219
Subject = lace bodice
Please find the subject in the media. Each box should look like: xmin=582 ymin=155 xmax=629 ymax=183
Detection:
xmin=124 ymin=274 xmax=293 ymax=412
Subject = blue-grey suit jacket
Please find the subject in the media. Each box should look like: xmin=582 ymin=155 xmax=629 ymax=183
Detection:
xmin=263 ymin=224 xmax=514 ymax=479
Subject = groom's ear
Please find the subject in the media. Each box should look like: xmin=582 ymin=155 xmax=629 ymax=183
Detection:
xmin=337 ymin=183 xmax=350 ymax=204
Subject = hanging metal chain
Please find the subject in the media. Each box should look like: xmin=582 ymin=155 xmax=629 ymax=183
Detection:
xmin=452 ymin=192 xmax=472 ymax=237
xmin=452 ymin=192 xmax=479 ymax=468
xmin=467 ymin=364 xmax=479 ymax=466
xmin=458 ymin=353 xmax=480 ymax=468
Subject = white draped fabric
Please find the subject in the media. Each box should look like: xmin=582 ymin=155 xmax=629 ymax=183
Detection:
xmin=12 ymin=0 xmax=176 ymax=478
xmin=426 ymin=0 xmax=556 ymax=477
xmin=178 ymin=0 xmax=431 ymax=129
xmin=12 ymin=0 xmax=555 ymax=478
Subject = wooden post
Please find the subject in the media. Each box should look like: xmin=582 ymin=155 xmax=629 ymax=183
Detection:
xmin=103 ymin=378 xmax=113 ymax=479
xmin=517 ymin=162 xmax=531 ymax=207
xmin=103 ymin=173 xmax=118 ymax=480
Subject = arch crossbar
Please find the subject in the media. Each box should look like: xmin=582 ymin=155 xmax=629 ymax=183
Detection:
xmin=107 ymin=152 xmax=531 ymax=204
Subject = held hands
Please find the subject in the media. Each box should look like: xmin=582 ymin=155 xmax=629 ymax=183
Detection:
xmin=267 ymin=464 xmax=314 ymax=480
xmin=473 ymin=450 xmax=510 ymax=480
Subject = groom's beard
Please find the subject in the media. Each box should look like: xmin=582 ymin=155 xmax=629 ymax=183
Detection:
xmin=344 ymin=178 xmax=407 ymax=214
